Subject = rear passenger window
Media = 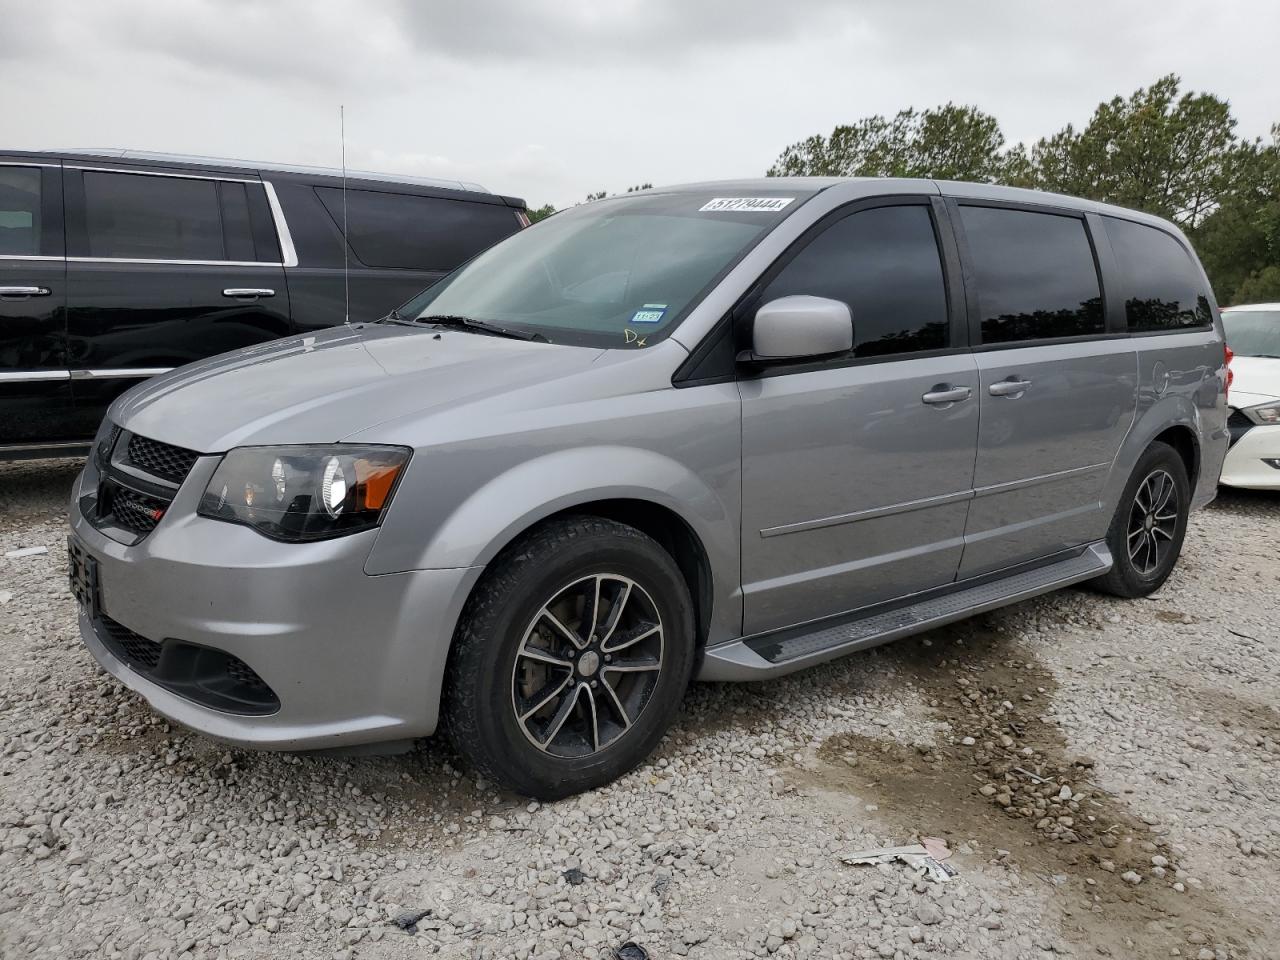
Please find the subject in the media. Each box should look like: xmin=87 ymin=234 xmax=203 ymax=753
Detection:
xmin=316 ymin=187 xmax=519 ymax=271
xmin=0 ymin=166 xmax=41 ymax=256
xmin=1105 ymin=217 xmax=1212 ymax=331
xmin=761 ymin=204 xmax=949 ymax=357
xmin=959 ymin=206 xmax=1104 ymax=344
xmin=83 ymin=172 xmax=224 ymax=261
xmin=217 ymin=181 xmax=256 ymax=262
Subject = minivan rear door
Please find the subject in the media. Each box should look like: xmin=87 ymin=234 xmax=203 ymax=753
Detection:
xmin=949 ymin=200 xmax=1137 ymax=578
xmin=0 ymin=157 xmax=73 ymax=451
xmin=63 ymin=163 xmax=291 ymax=438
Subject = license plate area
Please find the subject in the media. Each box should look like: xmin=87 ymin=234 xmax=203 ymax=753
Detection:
xmin=67 ymin=535 xmax=100 ymax=620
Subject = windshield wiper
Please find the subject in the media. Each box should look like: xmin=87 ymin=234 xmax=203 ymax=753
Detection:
xmin=417 ymin=314 xmax=548 ymax=343
xmin=376 ymin=308 xmax=409 ymax=324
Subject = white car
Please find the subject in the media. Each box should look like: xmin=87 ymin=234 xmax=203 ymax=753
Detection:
xmin=1222 ymin=303 xmax=1280 ymax=489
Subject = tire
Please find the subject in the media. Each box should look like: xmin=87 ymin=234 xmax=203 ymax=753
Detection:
xmin=1092 ymin=441 xmax=1191 ymax=598
xmin=441 ymin=515 xmax=696 ymax=799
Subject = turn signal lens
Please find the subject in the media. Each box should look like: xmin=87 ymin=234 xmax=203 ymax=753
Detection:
xmin=198 ymin=445 xmax=411 ymax=542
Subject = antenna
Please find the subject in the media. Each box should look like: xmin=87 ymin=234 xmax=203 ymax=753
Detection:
xmin=340 ymin=104 xmax=350 ymax=326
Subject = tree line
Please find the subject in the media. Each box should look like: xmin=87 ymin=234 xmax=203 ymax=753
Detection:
xmin=767 ymin=75 xmax=1279 ymax=305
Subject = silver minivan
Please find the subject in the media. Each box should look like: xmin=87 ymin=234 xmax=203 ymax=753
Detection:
xmin=68 ymin=178 xmax=1230 ymax=797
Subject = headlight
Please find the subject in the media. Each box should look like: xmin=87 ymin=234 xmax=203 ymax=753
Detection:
xmin=1243 ymin=402 xmax=1280 ymax=425
xmin=198 ymin=445 xmax=411 ymax=542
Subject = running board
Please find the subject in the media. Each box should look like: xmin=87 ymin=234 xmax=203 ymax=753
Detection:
xmin=699 ymin=543 xmax=1111 ymax=682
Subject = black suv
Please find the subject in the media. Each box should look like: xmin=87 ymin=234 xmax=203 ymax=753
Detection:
xmin=0 ymin=149 xmax=527 ymax=458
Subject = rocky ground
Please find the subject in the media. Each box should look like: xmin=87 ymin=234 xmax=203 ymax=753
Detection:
xmin=1 ymin=457 xmax=1278 ymax=960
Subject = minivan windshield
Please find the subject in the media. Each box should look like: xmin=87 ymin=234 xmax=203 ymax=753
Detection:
xmin=1222 ymin=309 xmax=1280 ymax=358
xmin=397 ymin=190 xmax=809 ymax=348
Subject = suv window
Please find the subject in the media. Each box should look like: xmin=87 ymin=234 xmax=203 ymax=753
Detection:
xmin=760 ymin=204 xmax=949 ymax=358
xmin=83 ymin=172 xmax=226 ymax=261
xmin=959 ymin=206 xmax=1104 ymax=344
xmin=316 ymin=187 xmax=519 ymax=271
xmin=0 ymin=167 xmax=41 ymax=256
xmin=1105 ymin=217 xmax=1212 ymax=332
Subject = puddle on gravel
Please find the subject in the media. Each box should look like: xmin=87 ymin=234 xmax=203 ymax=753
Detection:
xmin=795 ymin=617 xmax=1267 ymax=959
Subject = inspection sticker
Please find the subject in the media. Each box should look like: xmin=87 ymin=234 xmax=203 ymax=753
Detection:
xmin=699 ymin=197 xmax=794 ymax=213
xmin=630 ymin=303 xmax=668 ymax=324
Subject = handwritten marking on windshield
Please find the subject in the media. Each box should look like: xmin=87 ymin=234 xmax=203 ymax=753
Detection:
xmin=623 ymin=329 xmax=648 ymax=347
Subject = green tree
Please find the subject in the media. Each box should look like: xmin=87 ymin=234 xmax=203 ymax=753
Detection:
xmin=1028 ymin=75 xmax=1238 ymax=229
xmin=526 ymin=203 xmax=556 ymax=223
xmin=767 ymin=104 xmax=1022 ymax=183
xmin=1192 ymin=127 xmax=1280 ymax=304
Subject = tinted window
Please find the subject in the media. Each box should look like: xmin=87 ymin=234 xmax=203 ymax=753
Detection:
xmin=1106 ymin=217 xmax=1212 ymax=331
xmin=761 ymin=204 xmax=948 ymax=357
xmin=218 ymin=181 xmax=256 ymax=262
xmin=959 ymin=206 xmax=1104 ymax=344
xmin=316 ymin=188 xmax=519 ymax=270
xmin=0 ymin=167 xmax=41 ymax=256
xmin=83 ymin=172 xmax=224 ymax=260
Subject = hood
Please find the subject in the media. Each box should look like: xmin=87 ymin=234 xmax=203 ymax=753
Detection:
xmin=111 ymin=324 xmax=605 ymax=452
xmin=1229 ymin=356 xmax=1280 ymax=408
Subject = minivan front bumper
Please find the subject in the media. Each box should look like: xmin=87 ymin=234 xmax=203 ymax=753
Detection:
xmin=70 ymin=461 xmax=481 ymax=751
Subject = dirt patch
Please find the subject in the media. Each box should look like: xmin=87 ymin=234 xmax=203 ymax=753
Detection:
xmin=795 ymin=619 xmax=1268 ymax=959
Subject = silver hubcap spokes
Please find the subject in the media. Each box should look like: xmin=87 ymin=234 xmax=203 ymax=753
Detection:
xmin=1127 ymin=469 xmax=1178 ymax=575
xmin=512 ymin=574 xmax=664 ymax=758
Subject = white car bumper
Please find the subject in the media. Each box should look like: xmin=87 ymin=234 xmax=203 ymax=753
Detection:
xmin=1221 ymin=421 xmax=1280 ymax=489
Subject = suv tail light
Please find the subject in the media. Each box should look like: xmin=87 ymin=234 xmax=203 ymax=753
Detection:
xmin=514 ymin=210 xmax=531 ymax=229
xmin=1224 ymin=343 xmax=1234 ymax=397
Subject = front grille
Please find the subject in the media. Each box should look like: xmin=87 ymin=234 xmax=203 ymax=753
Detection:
xmin=1227 ymin=409 xmax=1253 ymax=447
xmin=103 ymin=485 xmax=167 ymax=536
xmin=126 ymin=434 xmax=200 ymax=485
xmin=97 ymin=614 xmax=162 ymax=671
xmin=89 ymin=429 xmax=201 ymax=544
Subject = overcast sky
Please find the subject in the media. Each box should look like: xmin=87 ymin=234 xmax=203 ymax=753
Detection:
xmin=4 ymin=0 xmax=1278 ymax=208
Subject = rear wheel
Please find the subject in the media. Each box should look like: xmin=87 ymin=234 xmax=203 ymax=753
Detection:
xmin=442 ymin=516 xmax=695 ymax=799
xmin=1093 ymin=441 xmax=1190 ymax=598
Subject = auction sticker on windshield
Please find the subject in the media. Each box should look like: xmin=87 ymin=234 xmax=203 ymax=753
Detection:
xmin=699 ymin=197 xmax=794 ymax=213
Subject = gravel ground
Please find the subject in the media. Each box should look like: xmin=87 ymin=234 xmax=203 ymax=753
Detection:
xmin=2 ymin=457 xmax=1278 ymax=960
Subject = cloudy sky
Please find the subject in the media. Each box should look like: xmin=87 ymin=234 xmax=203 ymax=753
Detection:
xmin=4 ymin=0 xmax=1277 ymax=208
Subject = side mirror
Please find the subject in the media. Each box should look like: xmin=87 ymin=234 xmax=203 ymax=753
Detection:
xmin=749 ymin=296 xmax=853 ymax=362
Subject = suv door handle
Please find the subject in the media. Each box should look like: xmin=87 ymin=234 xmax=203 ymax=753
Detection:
xmin=0 ymin=286 xmax=51 ymax=298
xmin=921 ymin=385 xmax=972 ymax=405
xmin=222 ymin=288 xmax=276 ymax=299
xmin=989 ymin=377 xmax=1032 ymax=397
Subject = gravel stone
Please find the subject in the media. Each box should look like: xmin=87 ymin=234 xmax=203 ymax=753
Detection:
xmin=2 ymin=462 xmax=1279 ymax=960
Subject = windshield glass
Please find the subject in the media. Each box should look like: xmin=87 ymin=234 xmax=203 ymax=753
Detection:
xmin=1223 ymin=309 xmax=1280 ymax=358
xmin=398 ymin=190 xmax=809 ymax=348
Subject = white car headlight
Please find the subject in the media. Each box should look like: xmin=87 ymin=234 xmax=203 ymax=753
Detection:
xmin=1243 ymin=402 xmax=1280 ymax=425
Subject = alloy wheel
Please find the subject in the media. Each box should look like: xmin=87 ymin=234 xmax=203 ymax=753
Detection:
xmin=510 ymin=574 xmax=665 ymax=758
xmin=1127 ymin=468 xmax=1178 ymax=576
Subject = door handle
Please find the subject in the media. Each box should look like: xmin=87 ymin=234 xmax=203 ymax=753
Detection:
xmin=989 ymin=377 xmax=1032 ymax=398
xmin=0 ymin=286 xmax=51 ymax=298
xmin=921 ymin=385 xmax=972 ymax=405
xmin=222 ymin=288 xmax=276 ymax=299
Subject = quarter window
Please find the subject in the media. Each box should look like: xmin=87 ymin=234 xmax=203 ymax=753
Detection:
xmin=959 ymin=206 xmax=1104 ymax=344
xmin=0 ymin=167 xmax=41 ymax=257
xmin=1105 ymin=217 xmax=1212 ymax=331
xmin=760 ymin=204 xmax=949 ymax=357
xmin=316 ymin=187 xmax=520 ymax=271
xmin=83 ymin=172 xmax=225 ymax=261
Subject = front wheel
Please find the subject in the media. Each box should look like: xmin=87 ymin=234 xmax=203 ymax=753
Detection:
xmin=1092 ymin=441 xmax=1190 ymax=598
xmin=441 ymin=516 xmax=695 ymax=799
